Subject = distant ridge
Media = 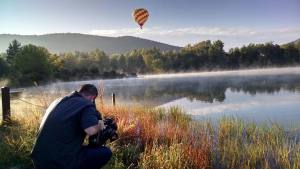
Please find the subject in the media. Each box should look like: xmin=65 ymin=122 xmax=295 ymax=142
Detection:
xmin=0 ymin=33 xmax=181 ymax=54
xmin=283 ymin=38 xmax=300 ymax=49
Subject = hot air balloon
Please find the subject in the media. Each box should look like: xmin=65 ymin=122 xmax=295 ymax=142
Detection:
xmin=133 ymin=8 xmax=149 ymax=29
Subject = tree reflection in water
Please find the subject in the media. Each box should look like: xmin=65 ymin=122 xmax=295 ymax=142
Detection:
xmin=102 ymin=73 xmax=300 ymax=106
xmin=26 ymin=71 xmax=300 ymax=106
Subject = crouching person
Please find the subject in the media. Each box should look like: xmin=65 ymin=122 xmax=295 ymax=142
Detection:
xmin=31 ymin=84 xmax=112 ymax=169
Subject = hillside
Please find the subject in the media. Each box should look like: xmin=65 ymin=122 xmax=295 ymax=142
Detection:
xmin=291 ymin=39 xmax=300 ymax=49
xmin=282 ymin=38 xmax=300 ymax=49
xmin=0 ymin=33 xmax=181 ymax=54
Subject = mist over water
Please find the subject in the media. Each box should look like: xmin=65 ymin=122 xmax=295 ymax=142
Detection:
xmin=140 ymin=67 xmax=300 ymax=79
xmin=24 ymin=67 xmax=300 ymax=127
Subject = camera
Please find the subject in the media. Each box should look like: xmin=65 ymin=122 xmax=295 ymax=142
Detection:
xmin=88 ymin=117 xmax=118 ymax=147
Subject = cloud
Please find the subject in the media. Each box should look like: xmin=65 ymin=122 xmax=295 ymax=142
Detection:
xmin=159 ymin=89 xmax=300 ymax=116
xmin=89 ymin=27 xmax=300 ymax=49
xmin=190 ymin=101 xmax=258 ymax=115
xmin=89 ymin=27 xmax=300 ymax=37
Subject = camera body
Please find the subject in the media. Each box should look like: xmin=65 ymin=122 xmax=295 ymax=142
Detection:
xmin=88 ymin=117 xmax=118 ymax=147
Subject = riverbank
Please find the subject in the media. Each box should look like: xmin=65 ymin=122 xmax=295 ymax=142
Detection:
xmin=0 ymin=95 xmax=299 ymax=169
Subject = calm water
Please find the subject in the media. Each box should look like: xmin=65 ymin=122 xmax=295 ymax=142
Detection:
xmin=26 ymin=67 xmax=300 ymax=127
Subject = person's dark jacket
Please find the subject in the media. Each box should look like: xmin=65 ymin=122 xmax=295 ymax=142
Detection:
xmin=31 ymin=91 xmax=101 ymax=169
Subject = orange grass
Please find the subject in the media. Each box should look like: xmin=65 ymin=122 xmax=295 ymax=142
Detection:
xmin=99 ymin=105 xmax=211 ymax=168
xmin=1 ymin=93 xmax=299 ymax=169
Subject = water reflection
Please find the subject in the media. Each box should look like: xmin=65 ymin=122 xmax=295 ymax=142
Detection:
xmin=26 ymin=69 xmax=300 ymax=107
xmin=20 ymin=68 xmax=300 ymax=127
xmin=107 ymin=73 xmax=300 ymax=106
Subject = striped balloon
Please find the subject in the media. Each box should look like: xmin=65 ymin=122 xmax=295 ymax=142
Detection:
xmin=133 ymin=8 xmax=149 ymax=29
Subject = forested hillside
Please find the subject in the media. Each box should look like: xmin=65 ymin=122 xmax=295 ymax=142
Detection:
xmin=0 ymin=39 xmax=299 ymax=86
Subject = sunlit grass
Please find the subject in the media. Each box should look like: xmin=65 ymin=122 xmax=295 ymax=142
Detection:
xmin=0 ymin=79 xmax=9 ymax=87
xmin=0 ymin=94 xmax=299 ymax=169
xmin=0 ymin=106 xmax=41 ymax=169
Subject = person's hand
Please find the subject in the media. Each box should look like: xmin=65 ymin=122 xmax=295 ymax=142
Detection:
xmin=99 ymin=120 xmax=106 ymax=130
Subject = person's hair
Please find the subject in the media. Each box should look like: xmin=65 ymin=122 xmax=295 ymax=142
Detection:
xmin=78 ymin=84 xmax=98 ymax=97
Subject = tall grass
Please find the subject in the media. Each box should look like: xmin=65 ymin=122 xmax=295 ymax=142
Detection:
xmin=0 ymin=104 xmax=41 ymax=169
xmin=101 ymin=105 xmax=210 ymax=169
xmin=0 ymin=94 xmax=299 ymax=169
xmin=213 ymin=117 xmax=300 ymax=169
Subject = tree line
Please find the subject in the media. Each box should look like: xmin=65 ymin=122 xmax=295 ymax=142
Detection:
xmin=0 ymin=39 xmax=299 ymax=86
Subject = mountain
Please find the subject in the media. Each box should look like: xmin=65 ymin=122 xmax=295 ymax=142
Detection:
xmin=282 ymin=38 xmax=300 ymax=49
xmin=0 ymin=33 xmax=181 ymax=54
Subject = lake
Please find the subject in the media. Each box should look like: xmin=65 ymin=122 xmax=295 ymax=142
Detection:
xmin=25 ymin=67 xmax=300 ymax=128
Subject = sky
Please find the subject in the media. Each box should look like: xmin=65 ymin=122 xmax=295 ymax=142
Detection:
xmin=1 ymin=0 xmax=300 ymax=50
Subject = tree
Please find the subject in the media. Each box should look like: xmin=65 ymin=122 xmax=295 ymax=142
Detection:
xmin=239 ymin=44 xmax=259 ymax=67
xmin=76 ymin=51 xmax=94 ymax=77
xmin=110 ymin=54 xmax=121 ymax=72
xmin=208 ymin=40 xmax=225 ymax=68
xmin=6 ymin=40 xmax=21 ymax=65
xmin=59 ymin=52 xmax=78 ymax=78
xmin=118 ymin=54 xmax=127 ymax=73
xmin=90 ymin=49 xmax=110 ymax=74
xmin=126 ymin=49 xmax=146 ymax=73
xmin=49 ymin=53 xmax=64 ymax=79
xmin=0 ymin=54 xmax=9 ymax=77
xmin=12 ymin=44 xmax=53 ymax=86
xmin=142 ymin=48 xmax=164 ymax=72
xmin=227 ymin=48 xmax=241 ymax=69
xmin=282 ymin=44 xmax=300 ymax=64
xmin=161 ymin=50 xmax=179 ymax=71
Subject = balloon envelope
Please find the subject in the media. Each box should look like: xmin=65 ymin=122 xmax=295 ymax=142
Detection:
xmin=133 ymin=8 xmax=149 ymax=29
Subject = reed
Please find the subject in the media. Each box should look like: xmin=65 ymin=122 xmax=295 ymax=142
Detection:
xmin=0 ymin=94 xmax=299 ymax=169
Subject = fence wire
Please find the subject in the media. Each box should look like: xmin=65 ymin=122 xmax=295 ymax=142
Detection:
xmin=15 ymin=98 xmax=45 ymax=108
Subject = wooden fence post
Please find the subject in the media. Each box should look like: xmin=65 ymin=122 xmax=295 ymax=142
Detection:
xmin=112 ymin=93 xmax=116 ymax=106
xmin=1 ymin=87 xmax=11 ymax=123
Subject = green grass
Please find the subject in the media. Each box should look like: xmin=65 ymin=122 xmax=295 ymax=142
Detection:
xmin=0 ymin=95 xmax=300 ymax=169
xmin=0 ymin=116 xmax=40 ymax=169
xmin=213 ymin=117 xmax=300 ymax=169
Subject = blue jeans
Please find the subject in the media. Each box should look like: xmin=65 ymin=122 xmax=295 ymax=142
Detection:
xmin=78 ymin=146 xmax=112 ymax=169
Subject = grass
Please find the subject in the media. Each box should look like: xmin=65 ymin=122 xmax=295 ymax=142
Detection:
xmin=0 ymin=78 xmax=9 ymax=87
xmin=213 ymin=117 xmax=300 ymax=169
xmin=0 ymin=94 xmax=300 ymax=169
